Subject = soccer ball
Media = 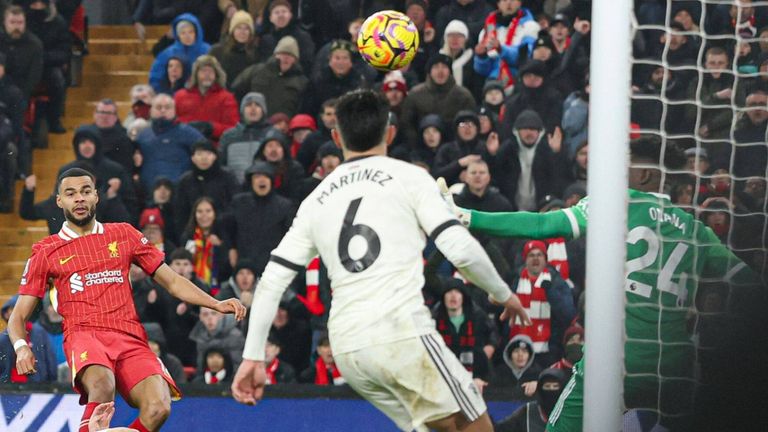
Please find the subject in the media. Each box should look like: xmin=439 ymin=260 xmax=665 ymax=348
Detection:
xmin=357 ymin=10 xmax=420 ymax=72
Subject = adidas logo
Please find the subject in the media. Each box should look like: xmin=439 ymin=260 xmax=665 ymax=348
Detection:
xmin=70 ymin=273 xmax=84 ymax=294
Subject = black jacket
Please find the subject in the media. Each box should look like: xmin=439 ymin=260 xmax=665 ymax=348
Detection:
xmin=296 ymin=125 xmax=333 ymax=174
xmin=228 ymin=190 xmax=296 ymax=275
xmin=257 ymin=20 xmax=316 ymax=75
xmin=733 ymin=117 xmax=768 ymax=179
xmin=76 ymin=124 xmax=136 ymax=175
xmin=174 ymin=162 xmax=240 ymax=237
xmin=0 ymin=30 xmax=43 ymax=97
xmin=501 ymin=84 xmax=563 ymax=138
xmin=25 ymin=9 xmax=71 ymax=68
xmin=496 ymin=134 xmax=565 ymax=207
xmin=303 ymin=66 xmax=367 ymax=120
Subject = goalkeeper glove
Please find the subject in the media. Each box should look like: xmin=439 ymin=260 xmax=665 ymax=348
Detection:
xmin=436 ymin=177 xmax=471 ymax=227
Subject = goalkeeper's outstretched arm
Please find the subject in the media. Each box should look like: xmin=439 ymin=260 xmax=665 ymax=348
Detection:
xmin=467 ymin=209 xmax=582 ymax=240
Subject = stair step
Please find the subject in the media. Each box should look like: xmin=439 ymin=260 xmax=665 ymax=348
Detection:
xmin=84 ymin=54 xmax=154 ymax=72
xmin=81 ymin=71 xmax=149 ymax=88
xmin=88 ymin=39 xmax=156 ymax=55
xmin=0 ymin=246 xmax=39 ymax=261
xmin=0 ymin=228 xmax=48 ymax=247
xmin=66 ymin=101 xmax=133 ymax=118
xmin=69 ymin=84 xmax=137 ymax=101
xmin=89 ymin=25 xmax=168 ymax=40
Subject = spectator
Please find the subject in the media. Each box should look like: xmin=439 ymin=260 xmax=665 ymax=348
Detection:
xmin=0 ymin=51 xmax=23 ymax=146
xmin=258 ymin=0 xmax=315 ymax=73
xmin=175 ymin=139 xmax=239 ymax=233
xmin=401 ymin=53 xmax=477 ymax=146
xmin=209 ymin=10 xmax=259 ymax=89
xmin=22 ymin=0 xmax=69 ymax=133
xmin=296 ymin=98 xmax=336 ymax=174
xmin=508 ymin=240 xmax=575 ymax=367
xmin=146 ymin=178 xmax=178 ymax=243
xmin=481 ymin=80 xmax=506 ymax=117
xmin=495 ymin=368 xmax=569 ymax=431
xmin=139 ymin=207 xmax=176 ymax=259
xmin=685 ymin=46 xmax=734 ymax=156
xmin=0 ymin=295 xmax=57 ymax=383
xmin=294 ymin=142 xmax=342 ymax=201
xmin=382 ymin=71 xmax=409 ymax=121
xmin=57 ymin=128 xmax=137 ymax=220
xmin=499 ymin=59 xmax=563 ymax=137
xmin=287 ymin=114 xmax=317 ymax=159
xmin=192 ymin=345 xmax=235 ymax=385
xmin=299 ymin=334 xmax=346 ymax=385
xmin=18 ymin=174 xmax=130 ymax=234
xmin=411 ymin=114 xmax=446 ymax=169
xmin=180 ymin=196 xmax=233 ymax=292
xmin=491 ymin=334 xmax=541 ymax=397
xmin=433 ymin=110 xmax=484 ymax=185
xmin=189 ymin=307 xmax=245 ymax=372
xmin=144 ymin=322 xmax=187 ymax=384
xmin=149 ymin=14 xmax=210 ymax=93
xmin=440 ymin=19 xmax=484 ymax=101
xmin=547 ymin=14 xmax=590 ymax=98
xmin=733 ymin=90 xmax=768 ymax=179
xmin=217 ymin=258 xmax=258 ymax=305
xmin=474 ymin=0 xmax=540 ymax=92
xmin=0 ymin=58 xmax=21 ymax=212
xmin=631 ymin=66 xmax=688 ymax=136
xmin=174 ymin=55 xmax=238 ymax=143
xmin=78 ymin=99 xmax=136 ymax=174
xmin=435 ymin=0 xmax=494 ymax=44
xmin=264 ymin=335 xmax=297 ymax=384
xmin=229 ymin=161 xmax=296 ymax=276
xmin=454 ymin=159 xmax=516 ymax=213
xmin=271 ymin=302 xmax=313 ymax=373
xmin=0 ymin=6 xmax=43 ymax=100
xmin=35 ymin=292 xmax=65 ymax=370
xmin=124 ymin=84 xmax=156 ymax=131
xmin=549 ymin=325 xmax=584 ymax=378
xmin=404 ymin=0 xmax=438 ymax=81
xmin=253 ymin=125 xmax=307 ymax=200
xmin=136 ymin=94 xmax=204 ymax=191
xmin=232 ymin=35 xmax=309 ymax=118
xmin=220 ymin=92 xmax=272 ymax=184
xmin=153 ymin=248 xmax=208 ymax=366
xmin=303 ymin=39 xmax=367 ymax=116
xmin=154 ymin=56 xmax=189 ymax=96
xmin=561 ymin=79 xmax=589 ymax=158
xmin=269 ymin=112 xmax=290 ymax=134
xmin=432 ymin=280 xmax=497 ymax=391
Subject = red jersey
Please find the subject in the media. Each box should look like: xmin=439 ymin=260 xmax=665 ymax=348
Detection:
xmin=18 ymin=221 xmax=165 ymax=340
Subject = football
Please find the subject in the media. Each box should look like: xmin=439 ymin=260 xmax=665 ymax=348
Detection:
xmin=357 ymin=10 xmax=420 ymax=72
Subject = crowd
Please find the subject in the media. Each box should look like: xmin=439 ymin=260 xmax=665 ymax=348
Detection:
xmin=1 ymin=0 xmax=767 ymax=427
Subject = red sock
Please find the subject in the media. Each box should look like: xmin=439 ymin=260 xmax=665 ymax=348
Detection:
xmin=129 ymin=417 xmax=151 ymax=432
xmin=79 ymin=402 xmax=100 ymax=432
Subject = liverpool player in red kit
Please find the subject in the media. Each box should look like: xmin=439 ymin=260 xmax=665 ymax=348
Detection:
xmin=7 ymin=168 xmax=246 ymax=432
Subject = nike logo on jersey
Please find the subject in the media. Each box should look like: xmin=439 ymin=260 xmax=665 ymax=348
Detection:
xmin=59 ymin=255 xmax=76 ymax=265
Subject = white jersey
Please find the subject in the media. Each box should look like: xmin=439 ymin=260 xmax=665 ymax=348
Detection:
xmin=243 ymin=155 xmax=511 ymax=360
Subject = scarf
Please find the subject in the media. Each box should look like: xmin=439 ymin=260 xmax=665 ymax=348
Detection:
xmin=546 ymin=238 xmax=569 ymax=281
xmin=484 ymin=9 xmax=524 ymax=90
xmin=265 ymin=357 xmax=281 ymax=385
xmin=192 ymin=227 xmax=218 ymax=291
xmin=297 ymin=256 xmax=325 ymax=316
xmin=314 ymin=357 xmax=345 ymax=386
xmin=204 ymin=368 xmax=227 ymax=384
xmin=10 ymin=322 xmax=33 ymax=383
xmin=513 ymin=268 xmax=552 ymax=353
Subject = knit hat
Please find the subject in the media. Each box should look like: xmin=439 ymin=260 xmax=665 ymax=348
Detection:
xmin=519 ymin=59 xmax=547 ymax=77
xmin=245 ymin=161 xmax=275 ymax=181
xmin=241 ymin=92 xmax=268 ymax=116
xmin=274 ymin=35 xmax=300 ymax=59
xmin=329 ymin=39 xmax=356 ymax=56
xmin=406 ymin=0 xmax=427 ymax=12
xmin=523 ymin=240 xmax=547 ymax=259
xmin=419 ymin=113 xmax=444 ymax=134
xmin=534 ymin=30 xmax=556 ymax=52
xmin=551 ymin=13 xmax=571 ymax=28
xmin=563 ymin=325 xmax=585 ymax=345
xmin=427 ymin=53 xmax=453 ymax=72
xmin=289 ymin=114 xmax=317 ymax=132
xmin=153 ymin=178 xmax=173 ymax=192
xmin=382 ymin=79 xmax=408 ymax=95
xmin=269 ymin=112 xmax=290 ymax=127
xmin=192 ymin=139 xmax=216 ymax=153
xmin=139 ymin=207 xmax=165 ymax=229
xmin=443 ymin=19 xmax=469 ymax=39
xmin=513 ymin=109 xmax=544 ymax=130
xmin=317 ymin=141 xmax=343 ymax=160
xmin=229 ymin=10 xmax=254 ymax=35
xmin=511 ymin=338 xmax=533 ymax=356
xmin=234 ymin=258 xmax=258 ymax=276
xmin=453 ymin=110 xmax=480 ymax=130
xmin=269 ymin=0 xmax=291 ymax=12
xmin=483 ymin=80 xmax=505 ymax=95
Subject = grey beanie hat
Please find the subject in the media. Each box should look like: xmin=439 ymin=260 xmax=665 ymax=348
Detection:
xmin=241 ymin=92 xmax=268 ymax=117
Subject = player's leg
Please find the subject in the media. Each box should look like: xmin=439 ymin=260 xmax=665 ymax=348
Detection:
xmin=425 ymin=411 xmax=494 ymax=432
xmin=77 ymin=365 xmax=117 ymax=432
xmin=125 ymin=374 xmax=172 ymax=431
xmin=65 ymin=331 xmax=118 ymax=432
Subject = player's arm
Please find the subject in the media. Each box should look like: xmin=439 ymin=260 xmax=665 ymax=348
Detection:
xmin=233 ymin=204 xmax=317 ymax=405
xmin=152 ymin=263 xmax=246 ymax=320
xmin=8 ymin=295 xmax=42 ymax=375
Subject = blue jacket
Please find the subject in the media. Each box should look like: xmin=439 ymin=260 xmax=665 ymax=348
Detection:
xmin=137 ymin=120 xmax=203 ymax=190
xmin=149 ymin=14 xmax=210 ymax=92
xmin=473 ymin=8 xmax=539 ymax=82
xmin=0 ymin=325 xmax=58 ymax=383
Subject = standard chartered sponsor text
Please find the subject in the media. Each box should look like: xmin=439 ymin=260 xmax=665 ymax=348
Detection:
xmin=85 ymin=269 xmax=124 ymax=286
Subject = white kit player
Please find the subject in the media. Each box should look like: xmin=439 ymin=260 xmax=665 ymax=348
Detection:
xmin=231 ymin=89 xmax=530 ymax=432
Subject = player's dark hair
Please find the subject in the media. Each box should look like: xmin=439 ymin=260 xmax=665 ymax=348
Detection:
xmin=169 ymin=248 xmax=193 ymax=264
xmin=335 ymin=89 xmax=390 ymax=152
xmin=56 ymin=168 xmax=96 ymax=192
xmin=630 ymin=135 xmax=686 ymax=170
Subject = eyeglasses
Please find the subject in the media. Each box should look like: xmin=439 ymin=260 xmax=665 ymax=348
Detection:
xmin=458 ymin=121 xmax=476 ymax=128
xmin=96 ymin=110 xmax=117 ymax=115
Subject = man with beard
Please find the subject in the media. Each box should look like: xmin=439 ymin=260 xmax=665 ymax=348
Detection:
xmin=495 ymin=368 xmax=568 ymax=432
xmin=22 ymin=0 xmax=70 ymax=134
xmin=9 ymin=168 xmax=246 ymax=432
xmin=0 ymin=6 xmax=42 ymax=101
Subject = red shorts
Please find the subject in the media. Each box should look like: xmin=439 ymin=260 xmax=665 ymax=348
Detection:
xmin=64 ymin=330 xmax=182 ymax=405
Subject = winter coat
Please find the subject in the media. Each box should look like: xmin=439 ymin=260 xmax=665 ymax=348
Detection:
xmin=497 ymin=132 xmax=565 ymax=208
xmin=500 ymin=83 xmax=563 ymax=138
xmin=219 ymin=120 xmax=273 ymax=184
xmin=149 ymin=14 xmax=211 ymax=92
xmin=684 ymin=73 xmax=735 ymax=139
xmin=136 ymin=120 xmax=204 ymax=190
xmin=0 ymin=326 xmax=58 ymax=383
xmin=296 ymin=125 xmax=333 ymax=174
xmin=491 ymin=334 xmax=541 ymax=395
xmin=254 ymin=129 xmax=306 ymax=199
xmin=561 ymin=92 xmax=588 ymax=158
xmin=231 ymin=57 xmax=309 ymax=117
xmin=174 ymin=84 xmax=239 ymax=141
xmin=410 ymin=114 xmax=445 ymax=170
xmin=228 ymin=190 xmax=296 ymax=275
xmin=0 ymin=30 xmax=43 ymax=97
xmin=401 ymin=75 xmax=477 ymax=146
xmin=435 ymin=0 xmax=494 ymax=43
xmin=174 ymin=162 xmax=240 ymax=232
xmin=76 ymin=124 xmax=136 ymax=175
xmin=189 ymin=314 xmax=245 ymax=372
xmin=473 ymin=8 xmax=540 ymax=84
xmin=257 ymin=19 xmax=316 ymax=74
xmin=302 ymin=65 xmax=368 ymax=117
xmin=209 ymin=41 xmax=260 ymax=89
xmin=24 ymin=7 xmax=71 ymax=68
xmin=734 ymin=117 xmax=768 ymax=179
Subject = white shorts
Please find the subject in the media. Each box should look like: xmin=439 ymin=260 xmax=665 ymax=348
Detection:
xmin=334 ymin=332 xmax=487 ymax=431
